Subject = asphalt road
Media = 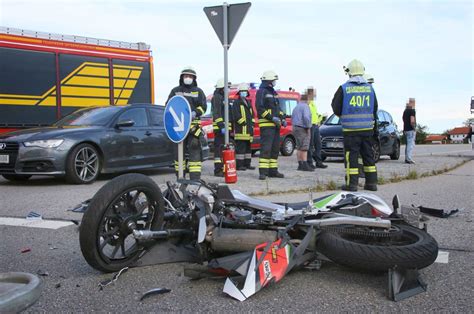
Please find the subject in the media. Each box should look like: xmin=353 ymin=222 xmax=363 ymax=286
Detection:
xmin=0 ymin=154 xmax=472 ymax=311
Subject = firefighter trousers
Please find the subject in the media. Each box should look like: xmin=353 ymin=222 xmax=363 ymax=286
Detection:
xmin=236 ymin=140 xmax=252 ymax=169
xmin=259 ymin=127 xmax=280 ymax=176
xmin=174 ymin=133 xmax=203 ymax=180
xmin=214 ymin=131 xmax=224 ymax=174
xmin=343 ymin=134 xmax=377 ymax=188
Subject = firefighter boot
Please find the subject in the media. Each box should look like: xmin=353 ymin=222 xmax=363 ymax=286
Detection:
xmin=245 ymin=159 xmax=255 ymax=170
xmin=342 ymin=173 xmax=358 ymax=192
xmin=364 ymin=170 xmax=378 ymax=191
xmin=236 ymin=159 xmax=246 ymax=171
xmin=269 ymin=169 xmax=284 ymax=178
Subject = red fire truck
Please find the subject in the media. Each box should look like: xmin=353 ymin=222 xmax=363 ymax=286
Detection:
xmin=202 ymin=83 xmax=300 ymax=156
xmin=0 ymin=27 xmax=154 ymax=134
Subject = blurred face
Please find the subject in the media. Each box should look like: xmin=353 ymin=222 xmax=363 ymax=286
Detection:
xmin=409 ymin=98 xmax=416 ymax=108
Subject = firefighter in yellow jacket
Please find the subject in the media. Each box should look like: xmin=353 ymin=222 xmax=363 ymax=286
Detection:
xmin=232 ymin=83 xmax=255 ymax=171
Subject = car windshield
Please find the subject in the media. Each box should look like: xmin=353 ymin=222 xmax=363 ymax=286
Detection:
xmin=54 ymin=107 xmax=121 ymax=126
xmin=325 ymin=114 xmax=340 ymax=125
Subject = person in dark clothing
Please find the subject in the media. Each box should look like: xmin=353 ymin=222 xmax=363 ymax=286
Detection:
xmin=233 ymin=83 xmax=255 ymax=171
xmin=256 ymin=70 xmax=286 ymax=180
xmin=402 ymin=98 xmax=416 ymax=164
xmin=211 ymin=78 xmax=232 ymax=177
xmin=166 ymin=66 xmax=207 ymax=180
xmin=331 ymin=59 xmax=379 ymax=191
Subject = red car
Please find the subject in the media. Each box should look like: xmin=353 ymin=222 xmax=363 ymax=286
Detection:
xmin=201 ymin=83 xmax=300 ymax=156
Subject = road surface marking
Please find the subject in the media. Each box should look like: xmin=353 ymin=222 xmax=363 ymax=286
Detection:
xmin=0 ymin=217 xmax=74 ymax=229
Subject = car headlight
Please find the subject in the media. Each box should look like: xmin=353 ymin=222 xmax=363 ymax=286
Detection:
xmin=24 ymin=139 xmax=64 ymax=148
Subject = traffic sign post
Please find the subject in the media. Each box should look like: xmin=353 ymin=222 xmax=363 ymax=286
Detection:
xmin=164 ymin=96 xmax=192 ymax=179
xmin=204 ymin=2 xmax=251 ymax=145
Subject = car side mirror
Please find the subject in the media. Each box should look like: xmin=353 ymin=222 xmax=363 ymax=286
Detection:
xmin=115 ymin=120 xmax=135 ymax=128
xmin=379 ymin=121 xmax=389 ymax=128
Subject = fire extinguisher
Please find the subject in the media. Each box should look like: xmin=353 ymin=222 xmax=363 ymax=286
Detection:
xmin=222 ymin=144 xmax=237 ymax=184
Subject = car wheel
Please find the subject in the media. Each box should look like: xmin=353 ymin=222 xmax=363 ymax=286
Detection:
xmin=373 ymin=142 xmax=381 ymax=163
xmin=66 ymin=143 xmax=100 ymax=184
xmin=280 ymin=136 xmax=295 ymax=156
xmin=2 ymin=174 xmax=32 ymax=182
xmin=390 ymin=141 xmax=400 ymax=160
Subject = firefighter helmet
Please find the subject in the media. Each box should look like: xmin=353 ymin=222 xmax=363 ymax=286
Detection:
xmin=260 ymin=70 xmax=278 ymax=81
xmin=344 ymin=59 xmax=365 ymax=76
xmin=215 ymin=78 xmax=232 ymax=89
xmin=238 ymin=83 xmax=249 ymax=91
xmin=364 ymin=74 xmax=374 ymax=84
xmin=181 ymin=66 xmax=196 ymax=77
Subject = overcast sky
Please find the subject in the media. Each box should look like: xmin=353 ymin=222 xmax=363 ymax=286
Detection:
xmin=1 ymin=0 xmax=472 ymax=133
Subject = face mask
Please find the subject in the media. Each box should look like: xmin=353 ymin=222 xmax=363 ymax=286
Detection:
xmin=239 ymin=92 xmax=248 ymax=98
xmin=272 ymin=81 xmax=277 ymax=87
xmin=183 ymin=77 xmax=193 ymax=85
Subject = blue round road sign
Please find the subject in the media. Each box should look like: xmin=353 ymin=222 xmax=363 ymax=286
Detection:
xmin=164 ymin=95 xmax=192 ymax=143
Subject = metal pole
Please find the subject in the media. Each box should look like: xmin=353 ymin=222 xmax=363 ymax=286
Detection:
xmin=178 ymin=142 xmax=184 ymax=178
xmin=223 ymin=2 xmax=229 ymax=145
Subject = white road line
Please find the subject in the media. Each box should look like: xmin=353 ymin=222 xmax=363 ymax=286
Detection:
xmin=0 ymin=217 xmax=74 ymax=229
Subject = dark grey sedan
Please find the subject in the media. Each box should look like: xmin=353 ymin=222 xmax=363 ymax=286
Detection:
xmin=0 ymin=104 xmax=209 ymax=184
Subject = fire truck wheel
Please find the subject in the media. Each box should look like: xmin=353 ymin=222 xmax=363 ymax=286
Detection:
xmin=280 ymin=136 xmax=295 ymax=156
xmin=66 ymin=143 xmax=101 ymax=184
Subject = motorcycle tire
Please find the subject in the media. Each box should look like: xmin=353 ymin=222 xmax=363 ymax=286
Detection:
xmin=316 ymin=223 xmax=438 ymax=271
xmin=79 ymin=173 xmax=164 ymax=272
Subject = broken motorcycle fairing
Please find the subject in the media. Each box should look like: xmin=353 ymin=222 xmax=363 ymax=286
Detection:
xmin=78 ymin=173 xmax=439 ymax=302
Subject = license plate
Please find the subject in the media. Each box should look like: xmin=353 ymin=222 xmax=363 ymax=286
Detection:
xmin=0 ymin=154 xmax=9 ymax=164
xmin=327 ymin=142 xmax=343 ymax=148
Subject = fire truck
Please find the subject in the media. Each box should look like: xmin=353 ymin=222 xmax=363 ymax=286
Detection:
xmin=0 ymin=27 xmax=154 ymax=134
xmin=202 ymin=83 xmax=300 ymax=156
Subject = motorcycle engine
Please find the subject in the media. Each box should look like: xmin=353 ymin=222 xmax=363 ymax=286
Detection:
xmin=229 ymin=208 xmax=253 ymax=223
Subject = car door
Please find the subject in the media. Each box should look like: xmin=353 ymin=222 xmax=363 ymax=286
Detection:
xmin=107 ymin=107 xmax=150 ymax=169
xmin=383 ymin=111 xmax=398 ymax=151
xmin=377 ymin=110 xmax=392 ymax=154
xmin=147 ymin=106 xmax=174 ymax=165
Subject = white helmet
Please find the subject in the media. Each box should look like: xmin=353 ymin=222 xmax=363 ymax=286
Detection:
xmin=215 ymin=78 xmax=232 ymax=89
xmin=344 ymin=59 xmax=365 ymax=76
xmin=238 ymin=83 xmax=249 ymax=91
xmin=363 ymin=74 xmax=374 ymax=84
xmin=181 ymin=66 xmax=196 ymax=77
xmin=261 ymin=70 xmax=278 ymax=81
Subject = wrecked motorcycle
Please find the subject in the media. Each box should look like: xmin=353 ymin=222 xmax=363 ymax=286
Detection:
xmin=79 ymin=173 xmax=438 ymax=301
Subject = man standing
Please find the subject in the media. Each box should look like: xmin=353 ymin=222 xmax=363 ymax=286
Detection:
xmin=256 ymin=70 xmax=286 ymax=180
xmin=307 ymin=87 xmax=327 ymax=169
xmin=233 ymin=83 xmax=255 ymax=171
xmin=292 ymin=98 xmax=314 ymax=172
xmin=166 ymin=66 xmax=207 ymax=180
xmin=211 ymin=78 xmax=232 ymax=177
xmin=403 ymin=98 xmax=416 ymax=164
xmin=331 ymin=59 xmax=378 ymax=191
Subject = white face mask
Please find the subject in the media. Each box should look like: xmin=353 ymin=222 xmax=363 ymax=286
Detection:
xmin=183 ymin=77 xmax=193 ymax=85
xmin=272 ymin=80 xmax=277 ymax=87
xmin=239 ymin=92 xmax=248 ymax=98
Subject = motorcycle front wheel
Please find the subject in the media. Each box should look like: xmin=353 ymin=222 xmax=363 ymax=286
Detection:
xmin=79 ymin=173 xmax=164 ymax=272
xmin=316 ymin=223 xmax=438 ymax=272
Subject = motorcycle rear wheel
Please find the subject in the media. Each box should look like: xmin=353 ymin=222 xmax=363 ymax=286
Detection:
xmin=316 ymin=223 xmax=438 ymax=271
xmin=79 ymin=173 xmax=164 ymax=272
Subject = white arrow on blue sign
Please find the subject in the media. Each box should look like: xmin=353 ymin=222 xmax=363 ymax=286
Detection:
xmin=163 ymin=95 xmax=192 ymax=143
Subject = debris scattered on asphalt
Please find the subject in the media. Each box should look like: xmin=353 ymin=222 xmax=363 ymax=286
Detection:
xmin=98 ymin=267 xmax=129 ymax=290
xmin=70 ymin=220 xmax=80 ymax=225
xmin=20 ymin=247 xmax=31 ymax=253
xmin=49 ymin=246 xmax=58 ymax=250
xmin=26 ymin=211 xmax=43 ymax=220
xmin=37 ymin=270 xmax=49 ymax=276
xmin=68 ymin=199 xmax=91 ymax=213
xmin=55 ymin=283 xmax=61 ymax=289
xmin=140 ymin=288 xmax=171 ymax=301
xmin=435 ymin=251 xmax=449 ymax=264
xmin=418 ymin=206 xmax=460 ymax=218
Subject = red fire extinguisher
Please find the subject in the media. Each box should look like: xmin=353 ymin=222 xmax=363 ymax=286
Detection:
xmin=223 ymin=144 xmax=237 ymax=184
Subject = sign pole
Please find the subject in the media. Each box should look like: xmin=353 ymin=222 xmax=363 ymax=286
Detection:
xmin=223 ymin=2 xmax=230 ymax=146
xmin=178 ymin=142 xmax=184 ymax=179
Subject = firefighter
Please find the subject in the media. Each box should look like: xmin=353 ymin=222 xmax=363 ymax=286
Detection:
xmin=256 ymin=70 xmax=286 ymax=180
xmin=166 ymin=66 xmax=207 ymax=180
xmin=211 ymin=78 xmax=232 ymax=177
xmin=358 ymin=73 xmax=375 ymax=178
xmin=233 ymin=83 xmax=255 ymax=171
xmin=331 ymin=60 xmax=378 ymax=191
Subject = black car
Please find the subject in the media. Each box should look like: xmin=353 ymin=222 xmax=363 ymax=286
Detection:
xmin=0 ymin=104 xmax=209 ymax=184
xmin=319 ymin=110 xmax=400 ymax=162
